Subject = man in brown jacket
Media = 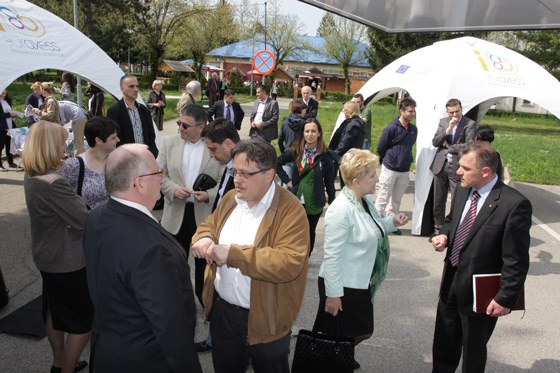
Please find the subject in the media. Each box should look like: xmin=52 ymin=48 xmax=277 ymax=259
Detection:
xmin=191 ymin=139 xmax=309 ymax=373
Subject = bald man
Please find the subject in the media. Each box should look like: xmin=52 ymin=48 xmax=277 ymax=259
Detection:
xmin=84 ymin=144 xmax=201 ymax=372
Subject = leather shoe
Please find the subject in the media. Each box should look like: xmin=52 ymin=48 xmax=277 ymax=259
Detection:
xmin=195 ymin=340 xmax=212 ymax=354
xmin=392 ymin=229 xmax=402 ymax=236
xmin=8 ymin=163 xmax=17 ymax=168
xmin=51 ymin=361 xmax=88 ymax=373
xmin=353 ymin=359 xmax=360 ymax=369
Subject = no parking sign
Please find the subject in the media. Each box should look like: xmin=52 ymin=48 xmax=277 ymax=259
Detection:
xmin=253 ymin=50 xmax=276 ymax=75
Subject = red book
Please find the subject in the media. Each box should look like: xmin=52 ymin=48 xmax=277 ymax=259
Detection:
xmin=472 ymin=274 xmax=525 ymax=313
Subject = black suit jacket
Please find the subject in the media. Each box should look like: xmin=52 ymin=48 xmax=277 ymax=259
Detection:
xmin=107 ymin=99 xmax=158 ymax=157
xmin=207 ymin=101 xmax=245 ymax=130
xmin=431 ymin=116 xmax=477 ymax=175
xmin=24 ymin=93 xmax=44 ymax=125
xmin=83 ymin=199 xmax=201 ymax=372
xmin=303 ymin=97 xmax=319 ymax=120
xmin=439 ymin=180 xmax=532 ymax=315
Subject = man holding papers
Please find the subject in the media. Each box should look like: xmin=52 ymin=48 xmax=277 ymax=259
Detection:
xmin=431 ymin=141 xmax=532 ymax=372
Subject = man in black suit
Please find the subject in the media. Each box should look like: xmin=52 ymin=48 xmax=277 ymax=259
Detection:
xmin=431 ymin=141 xmax=532 ymax=373
xmin=431 ymin=98 xmax=477 ymax=235
xmin=249 ymin=85 xmax=279 ymax=142
xmin=83 ymin=144 xmax=201 ymax=372
xmin=193 ymin=118 xmax=241 ymax=354
xmin=301 ymin=85 xmax=318 ymax=120
xmin=107 ymin=75 xmax=158 ymax=157
xmin=207 ymin=89 xmax=245 ymax=130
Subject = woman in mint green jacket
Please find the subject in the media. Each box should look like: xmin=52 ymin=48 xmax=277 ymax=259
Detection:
xmin=313 ymin=149 xmax=408 ymax=369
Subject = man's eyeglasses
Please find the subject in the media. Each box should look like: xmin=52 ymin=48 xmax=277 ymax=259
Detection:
xmin=138 ymin=168 xmax=164 ymax=178
xmin=177 ymin=120 xmax=199 ymax=129
xmin=228 ymin=168 xmax=269 ymax=179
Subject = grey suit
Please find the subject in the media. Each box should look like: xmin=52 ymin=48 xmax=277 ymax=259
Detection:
xmin=249 ymin=97 xmax=279 ymax=142
xmin=430 ymin=116 xmax=477 ymax=230
xmin=84 ymin=199 xmax=202 ymax=372
xmin=157 ymin=134 xmax=223 ymax=305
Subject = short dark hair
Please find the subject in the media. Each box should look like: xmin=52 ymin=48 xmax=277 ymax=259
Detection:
xmin=353 ymin=93 xmax=364 ymax=101
xmin=446 ymin=98 xmax=462 ymax=108
xmin=84 ymin=117 xmax=120 ymax=147
xmin=256 ymin=85 xmax=267 ymax=93
xmin=202 ymin=118 xmax=240 ymax=144
xmin=119 ymin=74 xmax=135 ymax=87
xmin=400 ymin=97 xmax=416 ymax=111
xmin=224 ymin=89 xmax=234 ymax=97
xmin=475 ymin=125 xmax=494 ymax=143
xmin=461 ymin=141 xmax=499 ymax=174
xmin=231 ymin=139 xmax=277 ymax=171
xmin=181 ymin=104 xmax=207 ymax=126
xmin=290 ymin=99 xmax=307 ymax=115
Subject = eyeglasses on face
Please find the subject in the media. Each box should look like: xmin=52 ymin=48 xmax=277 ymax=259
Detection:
xmin=177 ymin=120 xmax=200 ymax=129
xmin=228 ymin=168 xmax=269 ymax=179
xmin=138 ymin=168 xmax=164 ymax=178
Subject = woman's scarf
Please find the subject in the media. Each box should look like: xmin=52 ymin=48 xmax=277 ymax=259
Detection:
xmin=341 ymin=187 xmax=390 ymax=301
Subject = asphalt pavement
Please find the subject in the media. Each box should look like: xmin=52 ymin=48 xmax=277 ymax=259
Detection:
xmin=1 ymin=98 xmax=559 ymax=372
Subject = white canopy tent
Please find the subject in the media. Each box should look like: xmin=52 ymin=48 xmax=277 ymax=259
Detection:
xmin=0 ymin=0 xmax=159 ymax=144
xmin=337 ymin=36 xmax=560 ymax=235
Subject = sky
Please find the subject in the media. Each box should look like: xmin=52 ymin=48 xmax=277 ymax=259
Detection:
xmin=229 ymin=0 xmax=327 ymax=37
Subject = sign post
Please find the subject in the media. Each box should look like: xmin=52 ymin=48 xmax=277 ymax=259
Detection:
xmin=253 ymin=50 xmax=276 ymax=85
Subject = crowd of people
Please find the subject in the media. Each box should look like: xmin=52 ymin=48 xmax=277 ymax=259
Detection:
xmin=8 ymin=74 xmax=531 ymax=373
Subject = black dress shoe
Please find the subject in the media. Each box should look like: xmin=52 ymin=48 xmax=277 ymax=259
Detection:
xmin=8 ymin=163 xmax=17 ymax=168
xmin=50 ymin=361 xmax=88 ymax=373
xmin=393 ymin=229 xmax=402 ymax=236
xmin=353 ymin=359 xmax=360 ymax=369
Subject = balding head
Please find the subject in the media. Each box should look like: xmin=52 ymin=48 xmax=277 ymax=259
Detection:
xmin=106 ymin=144 xmax=162 ymax=210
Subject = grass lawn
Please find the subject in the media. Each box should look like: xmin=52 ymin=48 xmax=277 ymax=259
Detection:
xmin=5 ymin=81 xmax=559 ymax=185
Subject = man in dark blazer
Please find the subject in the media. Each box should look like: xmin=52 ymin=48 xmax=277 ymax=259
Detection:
xmin=301 ymin=85 xmax=319 ymax=120
xmin=430 ymin=98 xmax=477 ymax=235
xmin=431 ymin=141 xmax=532 ymax=373
xmin=249 ymin=85 xmax=279 ymax=142
xmin=107 ymin=75 xmax=158 ymax=157
xmin=193 ymin=118 xmax=241 ymax=353
xmin=83 ymin=144 xmax=201 ymax=372
xmin=207 ymin=89 xmax=245 ymax=130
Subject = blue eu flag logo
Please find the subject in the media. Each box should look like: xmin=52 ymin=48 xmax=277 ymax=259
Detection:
xmin=396 ymin=65 xmax=410 ymax=74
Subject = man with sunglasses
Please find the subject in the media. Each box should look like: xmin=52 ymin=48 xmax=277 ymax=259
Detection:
xmin=84 ymin=144 xmax=201 ymax=372
xmin=192 ymin=140 xmax=310 ymax=373
xmin=107 ymin=75 xmax=158 ymax=157
xmin=157 ymin=104 xmax=223 ymax=306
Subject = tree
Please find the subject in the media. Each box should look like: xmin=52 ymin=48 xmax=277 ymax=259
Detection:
xmin=167 ymin=0 xmax=239 ymax=82
xmin=514 ymin=30 xmax=560 ymax=80
xmin=322 ymin=15 xmax=366 ymax=93
xmin=316 ymin=12 xmax=336 ymax=38
xmin=255 ymin=0 xmax=310 ymax=70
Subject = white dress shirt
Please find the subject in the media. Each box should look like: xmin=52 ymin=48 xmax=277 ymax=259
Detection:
xmin=254 ymin=100 xmax=266 ymax=124
xmin=214 ymin=182 xmax=276 ymax=308
xmin=182 ymin=138 xmax=205 ymax=203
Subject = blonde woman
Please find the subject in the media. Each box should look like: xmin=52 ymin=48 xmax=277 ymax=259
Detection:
xmin=24 ymin=81 xmax=44 ymax=126
xmin=146 ymin=79 xmax=166 ymax=131
xmin=312 ymin=149 xmax=408 ymax=369
xmin=32 ymin=82 xmax=61 ymax=124
xmin=23 ymin=121 xmax=91 ymax=373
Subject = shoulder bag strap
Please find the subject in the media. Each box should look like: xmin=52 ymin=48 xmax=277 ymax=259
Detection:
xmin=76 ymin=156 xmax=85 ymax=197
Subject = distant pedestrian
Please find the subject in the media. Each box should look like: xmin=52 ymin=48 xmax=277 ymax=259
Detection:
xmin=145 ymin=80 xmax=166 ymax=131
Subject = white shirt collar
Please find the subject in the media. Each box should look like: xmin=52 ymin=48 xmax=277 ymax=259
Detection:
xmin=111 ymin=196 xmax=155 ymax=219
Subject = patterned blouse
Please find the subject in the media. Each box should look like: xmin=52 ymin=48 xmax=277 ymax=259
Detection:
xmin=59 ymin=155 xmax=109 ymax=209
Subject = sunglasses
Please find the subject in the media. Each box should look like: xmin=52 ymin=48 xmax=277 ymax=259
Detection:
xmin=177 ymin=120 xmax=200 ymax=129
xmin=138 ymin=168 xmax=164 ymax=178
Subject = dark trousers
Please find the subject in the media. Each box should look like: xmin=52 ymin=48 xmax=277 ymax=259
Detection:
xmin=210 ymin=295 xmax=291 ymax=373
xmin=433 ymin=162 xmax=460 ymax=230
xmin=0 ymin=130 xmax=13 ymax=165
xmin=172 ymin=203 xmax=205 ymax=307
xmin=306 ymin=210 xmax=322 ymax=255
xmin=433 ymin=266 xmax=498 ymax=373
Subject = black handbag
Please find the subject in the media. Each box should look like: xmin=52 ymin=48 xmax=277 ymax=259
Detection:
xmin=291 ymin=318 xmax=354 ymax=373
xmin=192 ymin=173 xmax=217 ymax=191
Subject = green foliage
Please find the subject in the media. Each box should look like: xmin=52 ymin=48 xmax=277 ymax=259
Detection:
xmin=228 ymin=71 xmax=245 ymax=88
xmin=316 ymin=13 xmax=336 ymax=38
xmin=514 ymin=30 xmax=560 ymax=80
xmin=320 ymin=91 xmax=354 ymax=102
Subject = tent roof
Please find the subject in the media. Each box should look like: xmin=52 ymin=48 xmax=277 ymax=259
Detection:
xmin=343 ymin=36 xmax=560 ymax=234
xmin=299 ymin=0 xmax=560 ymax=33
xmin=159 ymin=60 xmax=195 ymax=73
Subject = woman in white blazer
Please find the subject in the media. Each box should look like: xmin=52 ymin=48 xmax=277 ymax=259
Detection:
xmin=313 ymin=149 xmax=408 ymax=369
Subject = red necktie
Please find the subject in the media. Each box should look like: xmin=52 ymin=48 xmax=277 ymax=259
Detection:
xmin=450 ymin=191 xmax=480 ymax=267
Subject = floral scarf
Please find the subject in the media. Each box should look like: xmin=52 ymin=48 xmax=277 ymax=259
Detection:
xmin=341 ymin=187 xmax=390 ymax=301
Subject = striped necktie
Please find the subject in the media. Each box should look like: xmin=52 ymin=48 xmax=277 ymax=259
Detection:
xmin=450 ymin=190 xmax=480 ymax=267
